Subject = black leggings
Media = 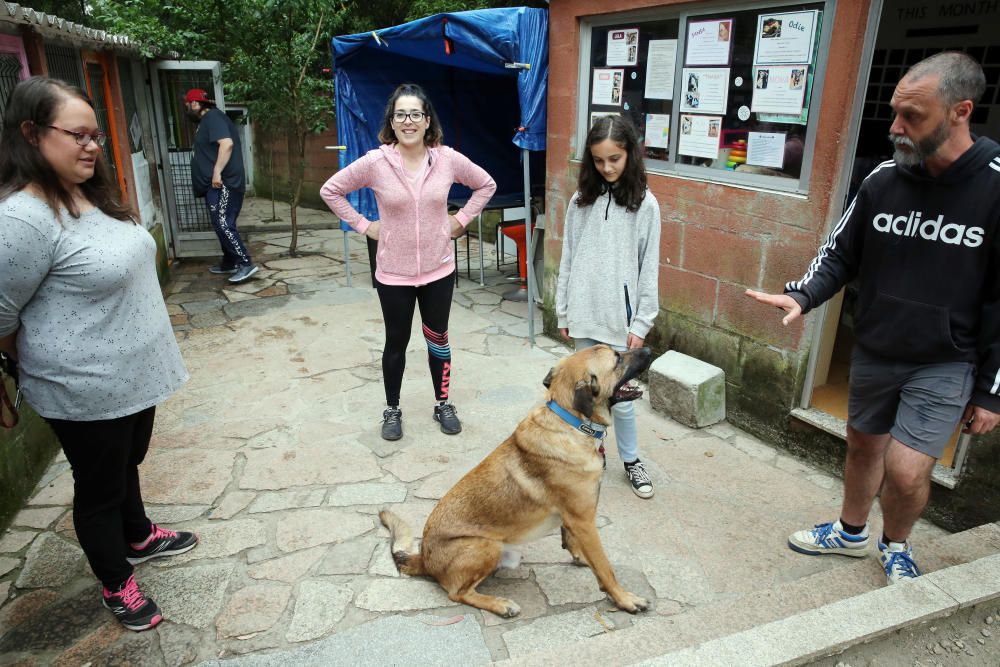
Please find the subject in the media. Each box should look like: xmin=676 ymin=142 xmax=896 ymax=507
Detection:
xmin=376 ymin=274 xmax=454 ymax=406
xmin=45 ymin=407 xmax=155 ymax=589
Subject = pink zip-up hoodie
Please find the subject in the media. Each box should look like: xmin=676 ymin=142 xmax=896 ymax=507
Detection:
xmin=320 ymin=144 xmax=496 ymax=286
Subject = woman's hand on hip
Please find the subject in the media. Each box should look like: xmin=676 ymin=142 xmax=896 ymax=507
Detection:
xmin=365 ymin=221 xmax=381 ymax=241
xmin=449 ymin=215 xmax=464 ymax=239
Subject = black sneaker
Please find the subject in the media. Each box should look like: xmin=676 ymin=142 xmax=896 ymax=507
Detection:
xmin=434 ymin=402 xmax=462 ymax=435
xmin=624 ymin=460 xmax=654 ymax=499
xmin=381 ymin=407 xmax=403 ymax=441
xmin=127 ymin=524 xmax=199 ymax=564
xmin=102 ymin=575 xmax=162 ymax=631
xmin=209 ymin=263 xmax=237 ymax=274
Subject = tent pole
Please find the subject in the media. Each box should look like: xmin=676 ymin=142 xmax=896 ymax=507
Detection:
xmin=523 ymin=148 xmax=534 ymax=347
xmin=343 ymin=231 xmax=352 ymax=288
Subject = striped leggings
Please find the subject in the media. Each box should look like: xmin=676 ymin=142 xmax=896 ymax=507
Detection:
xmin=376 ymin=274 xmax=454 ymax=406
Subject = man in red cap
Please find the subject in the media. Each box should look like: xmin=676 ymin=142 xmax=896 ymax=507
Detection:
xmin=184 ymin=88 xmax=257 ymax=283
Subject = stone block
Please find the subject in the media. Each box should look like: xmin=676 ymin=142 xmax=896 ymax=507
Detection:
xmin=649 ymin=351 xmax=725 ymax=428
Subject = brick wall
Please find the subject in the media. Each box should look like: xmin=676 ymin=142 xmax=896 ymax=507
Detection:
xmin=254 ymin=126 xmax=341 ymax=210
xmin=545 ymin=0 xmax=872 ymax=434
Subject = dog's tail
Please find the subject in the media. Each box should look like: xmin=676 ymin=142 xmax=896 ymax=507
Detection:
xmin=378 ymin=508 xmax=426 ymax=576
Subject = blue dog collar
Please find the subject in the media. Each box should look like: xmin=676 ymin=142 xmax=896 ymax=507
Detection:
xmin=546 ymin=400 xmax=607 ymax=440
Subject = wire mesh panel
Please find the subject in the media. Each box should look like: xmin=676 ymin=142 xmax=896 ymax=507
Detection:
xmin=159 ymin=69 xmax=216 ymax=233
xmin=85 ymin=62 xmax=120 ymax=187
xmin=0 ymin=55 xmax=22 ymax=128
xmin=44 ymin=43 xmax=85 ymax=89
xmin=117 ymin=57 xmax=142 ymax=153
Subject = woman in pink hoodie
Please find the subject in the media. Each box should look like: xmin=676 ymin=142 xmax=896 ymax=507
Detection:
xmin=321 ymin=83 xmax=496 ymax=441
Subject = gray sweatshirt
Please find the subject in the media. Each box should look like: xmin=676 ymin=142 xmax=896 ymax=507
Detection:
xmin=556 ymin=189 xmax=661 ymax=347
xmin=0 ymin=191 xmax=187 ymax=420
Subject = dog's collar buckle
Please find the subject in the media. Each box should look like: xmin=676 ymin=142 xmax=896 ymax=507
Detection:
xmin=546 ymin=400 xmax=607 ymax=440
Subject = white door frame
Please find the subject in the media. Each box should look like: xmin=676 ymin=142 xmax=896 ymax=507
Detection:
xmin=149 ymin=60 xmax=225 ymax=258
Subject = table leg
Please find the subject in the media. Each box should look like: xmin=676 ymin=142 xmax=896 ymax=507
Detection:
xmin=478 ymin=213 xmax=485 ymax=286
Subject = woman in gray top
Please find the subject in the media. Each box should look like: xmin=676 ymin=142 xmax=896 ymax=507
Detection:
xmin=0 ymin=77 xmax=193 ymax=631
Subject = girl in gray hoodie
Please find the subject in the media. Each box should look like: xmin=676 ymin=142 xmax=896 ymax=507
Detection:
xmin=556 ymin=115 xmax=661 ymax=498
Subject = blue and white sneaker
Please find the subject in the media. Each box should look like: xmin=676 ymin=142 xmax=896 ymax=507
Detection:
xmin=878 ymin=539 xmax=921 ymax=584
xmin=228 ymin=264 xmax=259 ymax=284
xmin=788 ymin=519 xmax=869 ymax=557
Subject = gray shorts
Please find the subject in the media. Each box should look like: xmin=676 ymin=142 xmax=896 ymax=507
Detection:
xmin=848 ymin=346 xmax=975 ymax=459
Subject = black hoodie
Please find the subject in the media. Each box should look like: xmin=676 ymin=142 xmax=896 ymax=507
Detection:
xmin=786 ymin=136 xmax=1000 ymax=412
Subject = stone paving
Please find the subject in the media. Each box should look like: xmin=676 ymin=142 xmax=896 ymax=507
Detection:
xmin=0 ymin=202 xmax=952 ymax=665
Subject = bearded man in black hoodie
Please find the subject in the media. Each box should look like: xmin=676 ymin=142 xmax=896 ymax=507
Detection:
xmin=746 ymin=52 xmax=1000 ymax=585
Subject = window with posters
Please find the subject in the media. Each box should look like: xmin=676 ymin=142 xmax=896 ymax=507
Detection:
xmin=580 ymin=1 xmax=831 ymax=194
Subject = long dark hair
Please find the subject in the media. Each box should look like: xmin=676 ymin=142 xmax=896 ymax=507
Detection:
xmin=377 ymin=83 xmax=443 ymax=147
xmin=0 ymin=76 xmax=133 ymax=221
xmin=576 ymin=115 xmax=647 ymax=212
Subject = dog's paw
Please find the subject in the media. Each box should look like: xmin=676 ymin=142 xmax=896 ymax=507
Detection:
xmin=498 ymin=599 xmax=522 ymax=618
xmin=615 ymin=591 xmax=651 ymax=613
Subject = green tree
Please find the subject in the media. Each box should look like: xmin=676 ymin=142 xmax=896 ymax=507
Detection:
xmin=226 ymin=0 xmax=342 ymax=255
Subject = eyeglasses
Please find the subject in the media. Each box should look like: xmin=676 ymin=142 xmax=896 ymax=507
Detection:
xmin=46 ymin=125 xmax=107 ymax=147
xmin=392 ymin=111 xmax=426 ymax=124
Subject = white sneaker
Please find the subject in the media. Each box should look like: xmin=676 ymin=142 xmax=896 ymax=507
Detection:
xmin=788 ymin=520 xmax=869 ymax=557
xmin=878 ymin=539 xmax=921 ymax=584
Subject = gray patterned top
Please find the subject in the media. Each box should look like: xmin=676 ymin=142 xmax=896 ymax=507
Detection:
xmin=0 ymin=191 xmax=187 ymax=421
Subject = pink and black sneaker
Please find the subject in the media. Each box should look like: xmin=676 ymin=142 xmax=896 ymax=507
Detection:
xmin=102 ymin=575 xmax=162 ymax=631
xmin=126 ymin=524 xmax=198 ymax=565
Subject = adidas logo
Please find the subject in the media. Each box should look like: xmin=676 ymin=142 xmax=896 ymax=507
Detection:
xmin=872 ymin=211 xmax=984 ymax=248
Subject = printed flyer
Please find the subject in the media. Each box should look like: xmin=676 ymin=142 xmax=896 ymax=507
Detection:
xmin=607 ymin=28 xmax=639 ymax=67
xmin=592 ymin=68 xmax=625 ymax=106
xmin=685 ymin=19 xmax=734 ymax=66
xmin=753 ymin=11 xmax=818 ymax=64
xmin=678 ymin=114 xmax=722 ymax=159
xmin=751 ymin=65 xmax=808 ymax=114
xmin=680 ymin=67 xmax=730 ymax=115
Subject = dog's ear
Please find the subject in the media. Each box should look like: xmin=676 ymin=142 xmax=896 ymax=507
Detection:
xmin=573 ymin=379 xmax=595 ymax=417
xmin=543 ymin=367 xmax=555 ymax=389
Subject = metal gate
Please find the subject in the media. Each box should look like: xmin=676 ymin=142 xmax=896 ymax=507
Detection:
xmin=149 ymin=61 xmax=226 ymax=258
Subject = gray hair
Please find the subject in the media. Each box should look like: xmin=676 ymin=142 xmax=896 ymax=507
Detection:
xmin=905 ymin=51 xmax=986 ymax=107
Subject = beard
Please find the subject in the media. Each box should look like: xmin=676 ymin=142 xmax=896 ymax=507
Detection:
xmin=186 ymin=109 xmax=202 ymax=122
xmin=889 ymin=119 xmax=949 ymax=167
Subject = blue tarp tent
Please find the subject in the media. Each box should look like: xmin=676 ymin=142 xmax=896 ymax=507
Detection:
xmin=330 ymin=7 xmax=548 ymax=339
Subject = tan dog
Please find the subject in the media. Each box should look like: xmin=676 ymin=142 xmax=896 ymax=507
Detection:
xmin=379 ymin=344 xmax=653 ymax=618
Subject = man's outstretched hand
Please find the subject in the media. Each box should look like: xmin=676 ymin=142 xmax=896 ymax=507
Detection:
xmin=744 ymin=289 xmax=803 ymax=326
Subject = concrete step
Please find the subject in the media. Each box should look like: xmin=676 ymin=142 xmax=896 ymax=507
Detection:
xmin=506 ymin=522 xmax=1000 ymax=666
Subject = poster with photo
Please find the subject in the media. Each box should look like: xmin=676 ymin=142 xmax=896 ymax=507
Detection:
xmin=678 ymin=114 xmax=722 ymax=159
xmin=753 ymin=10 xmax=818 ymax=64
xmin=590 ymin=111 xmax=620 ymax=128
xmin=644 ymin=113 xmax=670 ymax=149
xmin=679 ymin=68 xmax=730 ymax=115
xmin=592 ymin=68 xmax=625 ymax=106
xmin=747 ymin=132 xmax=786 ymax=168
xmin=644 ymin=39 xmax=677 ymax=100
xmin=685 ymin=19 xmax=734 ymax=66
xmin=607 ymin=28 xmax=639 ymax=66
xmin=751 ymin=65 xmax=808 ymax=114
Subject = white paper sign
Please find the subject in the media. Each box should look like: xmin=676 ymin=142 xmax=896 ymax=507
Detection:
xmin=592 ymin=68 xmax=625 ymax=106
xmin=678 ymin=114 xmax=722 ymax=159
xmin=751 ymin=65 xmax=808 ymax=114
xmin=644 ymin=39 xmax=677 ymax=100
xmin=747 ymin=132 xmax=786 ymax=168
xmin=754 ymin=11 xmax=818 ymax=64
xmin=607 ymin=28 xmax=639 ymax=67
xmin=644 ymin=114 xmax=671 ymax=149
xmin=680 ymin=68 xmax=730 ymax=115
xmin=685 ymin=19 xmax=734 ymax=66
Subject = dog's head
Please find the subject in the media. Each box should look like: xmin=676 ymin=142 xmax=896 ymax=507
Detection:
xmin=543 ymin=345 xmax=652 ymax=425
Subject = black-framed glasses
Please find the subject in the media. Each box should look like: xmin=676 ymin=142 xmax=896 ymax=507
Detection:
xmin=392 ymin=111 xmax=426 ymax=124
xmin=47 ymin=125 xmax=107 ymax=147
